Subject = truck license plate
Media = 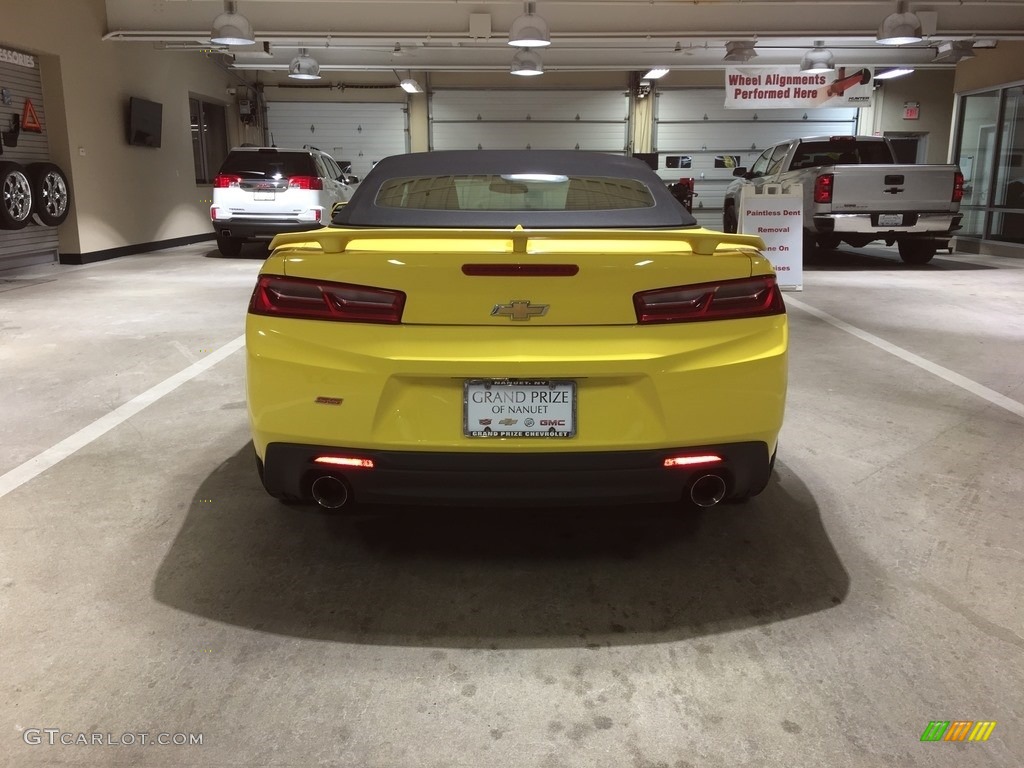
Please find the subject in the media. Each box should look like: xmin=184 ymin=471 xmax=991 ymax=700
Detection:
xmin=464 ymin=379 xmax=576 ymax=438
xmin=878 ymin=213 xmax=902 ymax=226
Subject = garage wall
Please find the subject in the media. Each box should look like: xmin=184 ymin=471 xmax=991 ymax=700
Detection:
xmin=868 ymin=70 xmax=956 ymax=164
xmin=4 ymin=0 xmax=238 ymax=260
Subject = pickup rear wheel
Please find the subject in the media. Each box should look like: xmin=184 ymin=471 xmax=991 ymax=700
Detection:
xmin=216 ymin=235 xmax=243 ymax=257
xmin=898 ymin=240 xmax=937 ymax=265
xmin=722 ymin=202 xmax=737 ymax=233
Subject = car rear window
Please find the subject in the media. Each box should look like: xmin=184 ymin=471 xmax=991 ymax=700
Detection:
xmin=218 ymin=151 xmax=317 ymax=178
xmin=791 ymin=141 xmax=895 ymax=168
xmin=375 ymin=174 xmax=655 ymax=211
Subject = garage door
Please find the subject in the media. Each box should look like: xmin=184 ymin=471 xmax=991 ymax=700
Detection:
xmin=266 ymin=102 xmax=408 ymax=179
xmin=655 ymin=88 xmax=858 ymax=229
xmin=430 ymin=90 xmax=629 ymax=153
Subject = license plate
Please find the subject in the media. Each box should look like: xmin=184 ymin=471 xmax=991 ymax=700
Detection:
xmin=254 ymin=190 xmax=275 ymax=201
xmin=878 ymin=213 xmax=902 ymax=226
xmin=464 ymin=379 xmax=576 ymax=438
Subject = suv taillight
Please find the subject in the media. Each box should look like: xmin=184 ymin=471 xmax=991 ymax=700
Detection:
xmin=288 ymin=175 xmax=323 ymax=190
xmin=249 ymin=275 xmax=405 ymax=324
xmin=634 ymin=276 xmax=785 ymax=324
xmin=213 ymin=173 xmax=242 ymax=188
xmin=814 ymin=173 xmax=834 ymax=204
xmin=952 ymin=171 xmax=965 ymax=203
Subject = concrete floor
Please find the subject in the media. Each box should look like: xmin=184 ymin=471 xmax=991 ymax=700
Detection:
xmin=1 ymin=241 xmax=1022 ymax=767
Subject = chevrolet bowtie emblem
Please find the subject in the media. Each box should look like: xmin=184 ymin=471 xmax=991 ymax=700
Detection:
xmin=491 ymin=300 xmax=549 ymax=321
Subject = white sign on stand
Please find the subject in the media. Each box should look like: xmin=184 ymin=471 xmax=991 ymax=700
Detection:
xmin=738 ymin=183 xmax=803 ymax=291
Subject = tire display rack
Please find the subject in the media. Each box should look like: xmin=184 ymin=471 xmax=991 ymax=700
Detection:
xmin=0 ymin=45 xmax=69 ymax=270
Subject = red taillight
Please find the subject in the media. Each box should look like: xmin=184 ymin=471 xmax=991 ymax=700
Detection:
xmin=814 ymin=173 xmax=834 ymax=204
xmin=664 ymin=455 xmax=723 ymax=468
xmin=462 ymin=264 xmax=580 ymax=277
xmin=952 ymin=171 xmax=965 ymax=203
xmin=288 ymin=175 xmax=323 ymax=190
xmin=213 ymin=173 xmax=241 ymax=188
xmin=314 ymin=456 xmax=375 ymax=469
xmin=634 ymin=275 xmax=785 ymax=325
xmin=249 ymin=275 xmax=405 ymax=324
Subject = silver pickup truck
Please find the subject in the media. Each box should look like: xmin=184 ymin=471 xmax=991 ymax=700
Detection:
xmin=723 ymin=135 xmax=964 ymax=264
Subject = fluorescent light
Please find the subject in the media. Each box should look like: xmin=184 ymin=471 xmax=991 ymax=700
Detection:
xmin=874 ymin=67 xmax=914 ymax=80
xmin=399 ymin=78 xmax=424 ymax=93
xmin=643 ymin=67 xmax=670 ymax=80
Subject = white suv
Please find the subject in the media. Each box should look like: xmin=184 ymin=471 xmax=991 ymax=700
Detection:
xmin=210 ymin=146 xmax=356 ymax=256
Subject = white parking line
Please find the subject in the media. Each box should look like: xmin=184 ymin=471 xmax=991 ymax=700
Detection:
xmin=786 ymin=296 xmax=1024 ymax=420
xmin=0 ymin=335 xmax=246 ymax=500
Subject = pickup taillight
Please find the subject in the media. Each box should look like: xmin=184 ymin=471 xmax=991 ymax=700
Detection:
xmin=814 ymin=174 xmax=834 ymax=204
xmin=213 ymin=173 xmax=242 ymax=188
xmin=953 ymin=171 xmax=965 ymax=203
xmin=634 ymin=276 xmax=785 ymax=325
xmin=249 ymin=275 xmax=405 ymax=324
xmin=288 ymin=175 xmax=323 ymax=190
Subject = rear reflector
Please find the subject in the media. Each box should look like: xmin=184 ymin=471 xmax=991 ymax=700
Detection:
xmin=952 ymin=171 xmax=965 ymax=203
xmin=462 ymin=264 xmax=580 ymax=277
xmin=634 ymin=275 xmax=785 ymax=324
xmin=814 ymin=173 xmax=834 ymax=204
xmin=249 ymin=274 xmax=405 ymax=324
xmin=664 ymin=455 xmax=723 ymax=468
xmin=314 ymin=456 xmax=375 ymax=469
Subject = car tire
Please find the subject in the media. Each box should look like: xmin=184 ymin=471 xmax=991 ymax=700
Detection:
xmin=26 ymin=162 xmax=71 ymax=227
xmin=0 ymin=161 xmax=34 ymax=229
xmin=722 ymin=201 xmax=738 ymax=233
xmin=217 ymin=235 xmax=243 ymax=257
xmin=898 ymin=239 xmax=937 ymax=265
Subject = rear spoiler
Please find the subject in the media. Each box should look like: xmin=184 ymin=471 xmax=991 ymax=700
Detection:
xmin=269 ymin=226 xmax=766 ymax=257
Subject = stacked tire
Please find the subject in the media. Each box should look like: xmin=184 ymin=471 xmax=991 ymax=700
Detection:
xmin=0 ymin=161 xmax=71 ymax=229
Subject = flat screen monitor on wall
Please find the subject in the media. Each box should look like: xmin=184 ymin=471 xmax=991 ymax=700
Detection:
xmin=127 ymin=97 xmax=163 ymax=148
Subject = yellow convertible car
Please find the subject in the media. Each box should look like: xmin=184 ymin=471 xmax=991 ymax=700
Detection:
xmin=246 ymin=150 xmax=787 ymax=509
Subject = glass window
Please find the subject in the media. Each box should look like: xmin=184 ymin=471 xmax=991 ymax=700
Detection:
xmin=766 ymin=143 xmax=791 ymax=174
xmin=749 ymin=149 xmax=773 ymax=176
xmin=954 ymin=90 xmax=1001 ymax=237
xmin=994 ymin=86 xmax=1024 ymax=209
xmin=190 ymin=97 xmax=228 ymax=184
xmin=374 ymin=175 xmax=656 ymax=211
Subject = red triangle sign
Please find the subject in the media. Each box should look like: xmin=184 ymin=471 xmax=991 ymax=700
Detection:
xmin=22 ymin=99 xmax=42 ymax=132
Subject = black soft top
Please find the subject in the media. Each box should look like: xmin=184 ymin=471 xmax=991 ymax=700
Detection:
xmin=333 ymin=150 xmax=698 ymax=229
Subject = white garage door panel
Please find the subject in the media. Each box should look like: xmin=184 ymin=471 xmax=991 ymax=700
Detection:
xmin=432 ymin=90 xmax=627 ymax=122
xmin=430 ymin=89 xmax=628 ymax=153
xmin=656 ymin=121 xmax=858 ymax=152
xmin=266 ymin=102 xmax=408 ymax=179
xmin=432 ymin=123 xmax=627 ymax=152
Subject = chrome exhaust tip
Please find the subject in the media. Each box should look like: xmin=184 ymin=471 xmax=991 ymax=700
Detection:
xmin=311 ymin=475 xmax=350 ymax=509
xmin=689 ymin=474 xmax=728 ymax=508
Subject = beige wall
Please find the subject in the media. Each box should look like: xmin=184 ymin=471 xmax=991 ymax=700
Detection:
xmin=868 ymin=70 xmax=956 ymax=164
xmin=955 ymin=43 xmax=1024 ymax=94
xmin=4 ymin=0 xmax=238 ymax=255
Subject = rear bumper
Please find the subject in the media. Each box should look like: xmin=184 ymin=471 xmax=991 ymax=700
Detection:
xmin=259 ymin=441 xmax=774 ymax=506
xmin=212 ymin=219 xmax=325 ymax=241
xmin=812 ymin=212 xmax=962 ymax=235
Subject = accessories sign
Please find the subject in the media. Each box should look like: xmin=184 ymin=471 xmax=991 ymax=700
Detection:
xmin=725 ymin=66 xmax=874 ymax=109
xmin=0 ymin=48 xmax=36 ymax=69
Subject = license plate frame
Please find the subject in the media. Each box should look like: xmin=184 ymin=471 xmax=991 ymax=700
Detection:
xmin=464 ymin=379 xmax=577 ymax=438
xmin=877 ymin=213 xmax=903 ymax=227
xmin=253 ymin=190 xmax=276 ymax=201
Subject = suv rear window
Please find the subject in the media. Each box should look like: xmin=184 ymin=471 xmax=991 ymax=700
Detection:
xmin=218 ymin=151 xmax=317 ymax=179
xmin=375 ymin=175 xmax=655 ymax=211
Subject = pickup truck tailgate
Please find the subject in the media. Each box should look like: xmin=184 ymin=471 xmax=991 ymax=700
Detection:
xmin=827 ymin=164 xmax=960 ymax=213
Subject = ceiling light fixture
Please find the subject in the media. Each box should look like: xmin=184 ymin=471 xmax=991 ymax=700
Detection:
xmin=399 ymin=78 xmax=424 ymax=93
xmin=874 ymin=67 xmax=915 ymax=80
xmin=642 ymin=67 xmax=670 ymax=80
xmin=210 ymin=1 xmax=255 ymax=46
xmin=877 ymin=0 xmax=923 ymax=45
xmin=723 ymin=41 xmax=758 ymax=63
xmin=288 ymin=49 xmax=321 ymax=80
xmin=800 ymin=41 xmax=835 ymax=73
xmin=510 ymin=47 xmax=544 ymax=76
xmin=508 ymin=2 xmax=551 ymax=48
